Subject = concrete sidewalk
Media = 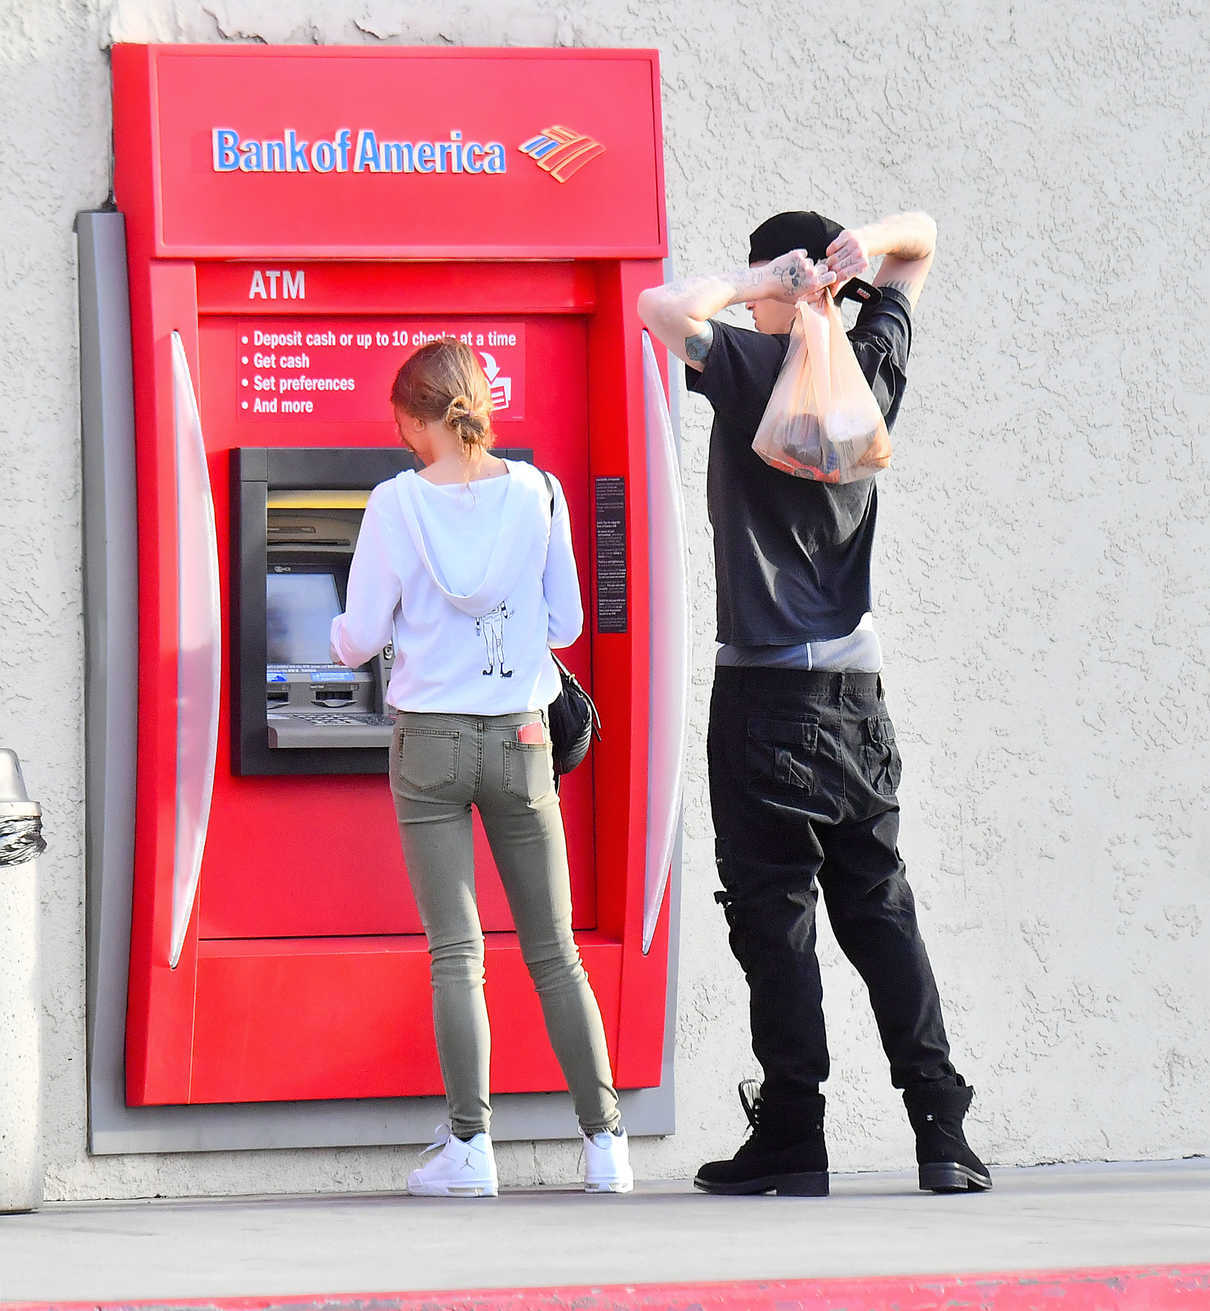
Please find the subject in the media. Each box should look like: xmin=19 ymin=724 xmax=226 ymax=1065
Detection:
xmin=0 ymin=1159 xmax=1207 ymax=1306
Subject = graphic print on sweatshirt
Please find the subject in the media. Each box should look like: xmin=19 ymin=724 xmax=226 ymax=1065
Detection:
xmin=476 ymin=600 xmax=513 ymax=677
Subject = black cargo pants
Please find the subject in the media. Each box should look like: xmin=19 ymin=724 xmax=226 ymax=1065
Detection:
xmin=707 ymin=666 xmax=957 ymax=1102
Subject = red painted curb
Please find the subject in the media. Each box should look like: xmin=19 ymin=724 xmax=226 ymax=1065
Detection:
xmin=5 ymin=1265 xmax=1210 ymax=1311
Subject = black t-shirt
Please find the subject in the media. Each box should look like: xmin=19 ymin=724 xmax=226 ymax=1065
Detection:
xmin=686 ymin=287 xmax=912 ymax=644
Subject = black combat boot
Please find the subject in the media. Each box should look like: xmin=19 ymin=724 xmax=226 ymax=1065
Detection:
xmin=903 ymin=1076 xmax=992 ymax=1192
xmin=694 ymin=1081 xmax=829 ymax=1196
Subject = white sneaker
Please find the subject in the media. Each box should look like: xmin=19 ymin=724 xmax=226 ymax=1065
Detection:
xmin=407 ymin=1124 xmax=498 ymax=1197
xmin=582 ymin=1126 xmax=634 ymax=1193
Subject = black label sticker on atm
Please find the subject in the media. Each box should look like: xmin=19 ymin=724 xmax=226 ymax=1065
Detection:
xmin=594 ymin=476 xmax=627 ymax=634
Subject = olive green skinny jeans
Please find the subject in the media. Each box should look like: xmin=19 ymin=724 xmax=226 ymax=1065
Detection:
xmin=389 ymin=709 xmax=621 ymax=1140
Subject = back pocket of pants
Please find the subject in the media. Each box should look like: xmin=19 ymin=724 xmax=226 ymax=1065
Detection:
xmin=502 ymin=741 xmax=555 ymax=802
xmin=398 ymin=729 xmax=459 ymax=792
xmin=745 ymin=716 xmax=818 ymax=791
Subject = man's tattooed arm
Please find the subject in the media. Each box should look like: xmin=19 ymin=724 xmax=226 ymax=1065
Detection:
xmin=638 ymin=272 xmax=739 ymax=372
xmin=870 ymin=265 xmax=931 ymax=311
xmin=637 ymin=252 xmax=831 ymax=371
xmin=685 ymin=323 xmax=714 ymax=364
xmin=859 ymin=212 xmax=937 ymax=310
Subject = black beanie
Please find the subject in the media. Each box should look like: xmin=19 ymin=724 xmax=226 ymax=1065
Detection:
xmin=747 ymin=211 xmax=881 ymax=305
xmin=748 ymin=211 xmax=842 ymax=263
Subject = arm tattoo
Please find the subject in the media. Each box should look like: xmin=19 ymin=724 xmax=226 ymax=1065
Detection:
xmin=685 ymin=323 xmax=714 ymax=363
xmin=662 ymin=276 xmax=698 ymax=297
xmin=881 ymin=278 xmax=918 ymax=304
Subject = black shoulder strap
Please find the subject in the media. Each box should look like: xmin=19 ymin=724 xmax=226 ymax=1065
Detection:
xmin=538 ymin=467 xmax=554 ymax=515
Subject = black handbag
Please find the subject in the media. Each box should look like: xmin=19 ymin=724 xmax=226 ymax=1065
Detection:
xmin=547 ymin=652 xmax=602 ymax=776
xmin=539 ymin=470 xmax=602 ymax=776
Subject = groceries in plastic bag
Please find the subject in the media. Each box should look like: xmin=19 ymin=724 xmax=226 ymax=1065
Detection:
xmin=752 ymin=288 xmax=890 ymax=484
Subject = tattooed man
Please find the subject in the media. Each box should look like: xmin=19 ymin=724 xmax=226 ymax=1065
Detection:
xmin=638 ymin=211 xmax=991 ymax=1197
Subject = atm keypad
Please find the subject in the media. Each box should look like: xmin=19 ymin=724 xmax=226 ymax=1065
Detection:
xmin=268 ymin=712 xmax=396 ymax=727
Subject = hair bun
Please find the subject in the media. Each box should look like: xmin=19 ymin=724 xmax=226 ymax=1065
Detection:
xmin=444 ymin=394 xmax=471 ymax=425
xmin=445 ymin=394 xmax=491 ymax=444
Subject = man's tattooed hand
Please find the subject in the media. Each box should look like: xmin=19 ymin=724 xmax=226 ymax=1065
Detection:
xmin=761 ymin=250 xmax=834 ymax=304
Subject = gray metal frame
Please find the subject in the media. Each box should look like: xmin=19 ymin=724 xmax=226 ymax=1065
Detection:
xmin=78 ymin=209 xmax=679 ymax=1154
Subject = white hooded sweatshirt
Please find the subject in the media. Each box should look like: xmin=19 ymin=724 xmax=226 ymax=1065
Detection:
xmin=330 ymin=459 xmax=582 ymax=714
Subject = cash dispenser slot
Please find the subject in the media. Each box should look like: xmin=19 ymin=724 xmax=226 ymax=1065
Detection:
xmin=312 ymin=683 xmax=355 ymax=706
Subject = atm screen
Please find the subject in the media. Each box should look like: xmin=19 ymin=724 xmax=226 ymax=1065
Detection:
xmin=266 ymin=570 xmax=342 ymax=666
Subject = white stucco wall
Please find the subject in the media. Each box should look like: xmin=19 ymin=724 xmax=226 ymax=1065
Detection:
xmin=0 ymin=0 xmax=1206 ymax=1200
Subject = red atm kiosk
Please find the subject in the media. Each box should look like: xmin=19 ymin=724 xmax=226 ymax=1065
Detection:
xmin=97 ymin=44 xmax=685 ymax=1123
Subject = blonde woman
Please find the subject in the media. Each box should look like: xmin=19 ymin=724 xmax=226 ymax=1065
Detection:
xmin=330 ymin=339 xmax=632 ymax=1197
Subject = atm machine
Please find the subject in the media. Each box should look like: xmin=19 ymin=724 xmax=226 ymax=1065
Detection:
xmin=80 ymin=44 xmax=686 ymax=1151
xmin=248 ymin=455 xmax=402 ymax=757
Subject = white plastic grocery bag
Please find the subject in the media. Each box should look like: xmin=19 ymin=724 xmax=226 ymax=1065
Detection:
xmin=752 ymin=291 xmax=890 ymax=484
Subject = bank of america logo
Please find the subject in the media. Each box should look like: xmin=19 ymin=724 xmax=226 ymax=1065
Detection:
xmin=519 ymin=125 xmax=605 ymax=182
